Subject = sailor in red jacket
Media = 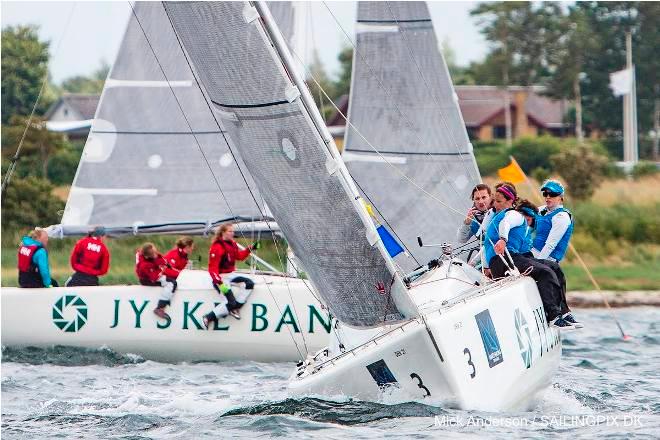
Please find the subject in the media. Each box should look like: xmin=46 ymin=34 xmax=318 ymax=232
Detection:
xmin=202 ymin=224 xmax=260 ymax=328
xmin=152 ymin=237 xmax=195 ymax=319
xmin=65 ymin=226 xmax=110 ymax=287
xmin=135 ymin=243 xmax=175 ymax=320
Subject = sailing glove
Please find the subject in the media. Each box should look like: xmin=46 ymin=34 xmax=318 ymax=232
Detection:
xmin=251 ymin=241 xmax=261 ymax=251
xmin=219 ymin=282 xmax=232 ymax=295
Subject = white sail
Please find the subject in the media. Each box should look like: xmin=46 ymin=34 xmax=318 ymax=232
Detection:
xmin=344 ymin=2 xmax=481 ymax=270
xmin=59 ymin=2 xmax=296 ymax=236
xmin=164 ymin=1 xmax=418 ymax=328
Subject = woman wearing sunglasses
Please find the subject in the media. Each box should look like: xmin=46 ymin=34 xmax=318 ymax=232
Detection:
xmin=483 ymin=185 xmax=572 ymax=329
xmin=531 ymin=180 xmax=582 ymax=328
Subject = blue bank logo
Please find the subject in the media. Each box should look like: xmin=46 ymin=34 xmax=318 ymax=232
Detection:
xmin=514 ymin=308 xmax=533 ymax=369
xmin=475 ymin=309 xmax=504 ymax=368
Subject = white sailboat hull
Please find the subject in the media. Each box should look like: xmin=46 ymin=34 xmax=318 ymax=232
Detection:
xmin=290 ymin=271 xmax=561 ymax=412
xmin=1 ymin=270 xmax=328 ymax=362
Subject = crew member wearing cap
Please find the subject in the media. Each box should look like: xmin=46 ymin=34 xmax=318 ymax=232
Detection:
xmin=65 ymin=226 xmax=111 ymax=287
xmin=531 ymin=179 xmax=581 ymax=328
xmin=484 ymin=187 xmax=573 ymax=329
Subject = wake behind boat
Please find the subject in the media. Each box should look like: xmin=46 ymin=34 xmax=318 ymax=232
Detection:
xmin=291 ymin=256 xmax=561 ymax=412
xmin=2 ymin=269 xmax=329 ymax=362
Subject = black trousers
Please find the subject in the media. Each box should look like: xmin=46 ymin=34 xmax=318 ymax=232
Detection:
xmin=489 ymin=253 xmax=563 ymax=321
xmin=66 ymin=272 xmax=99 ymax=287
xmin=520 ymin=253 xmax=569 ymax=315
xmin=542 ymin=259 xmax=569 ymax=315
xmin=19 ymin=272 xmax=58 ymax=288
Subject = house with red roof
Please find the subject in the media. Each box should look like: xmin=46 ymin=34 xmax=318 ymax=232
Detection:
xmin=327 ymin=85 xmax=573 ymax=144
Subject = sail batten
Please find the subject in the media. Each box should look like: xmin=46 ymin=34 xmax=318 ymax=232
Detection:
xmin=60 ymin=2 xmax=298 ymax=233
xmin=344 ymin=1 xmax=481 ymax=272
xmin=164 ymin=1 xmax=417 ymax=327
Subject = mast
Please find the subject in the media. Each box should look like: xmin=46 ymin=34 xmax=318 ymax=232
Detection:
xmin=254 ymin=1 xmax=408 ymax=285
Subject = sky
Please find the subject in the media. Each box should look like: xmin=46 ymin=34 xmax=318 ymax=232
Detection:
xmin=1 ymin=1 xmax=489 ymax=84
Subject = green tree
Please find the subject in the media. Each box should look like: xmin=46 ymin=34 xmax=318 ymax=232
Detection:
xmin=333 ymin=46 xmax=353 ymax=100
xmin=575 ymin=2 xmax=658 ymax=142
xmin=0 ymin=175 xmax=64 ymax=230
xmin=1 ymin=25 xmax=52 ymax=124
xmin=60 ymin=60 xmax=110 ymax=94
xmin=1 ymin=116 xmax=68 ymax=179
xmin=305 ymin=51 xmax=336 ymax=121
xmin=469 ymin=2 xmax=563 ymax=86
xmin=441 ymin=38 xmax=475 ymax=85
xmin=510 ymin=136 xmax=562 ymax=173
xmin=552 ymin=143 xmax=608 ymax=200
xmin=544 ymin=7 xmax=596 ymax=143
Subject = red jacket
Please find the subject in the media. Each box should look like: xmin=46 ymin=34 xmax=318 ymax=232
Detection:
xmin=135 ymin=250 xmax=166 ymax=284
xmin=208 ymin=239 xmax=250 ymax=283
xmin=70 ymin=236 xmax=110 ymax=276
xmin=162 ymin=247 xmax=189 ymax=279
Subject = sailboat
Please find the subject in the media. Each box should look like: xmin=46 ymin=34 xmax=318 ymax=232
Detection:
xmin=157 ymin=0 xmax=561 ymax=411
xmin=1 ymin=2 xmax=329 ymax=363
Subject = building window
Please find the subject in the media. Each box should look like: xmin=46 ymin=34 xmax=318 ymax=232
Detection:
xmin=493 ymin=125 xmax=506 ymax=139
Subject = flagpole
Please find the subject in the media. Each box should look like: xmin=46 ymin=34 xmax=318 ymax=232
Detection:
xmin=504 ymin=157 xmax=631 ymax=340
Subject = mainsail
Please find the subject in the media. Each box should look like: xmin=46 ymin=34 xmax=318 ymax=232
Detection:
xmin=344 ymin=2 xmax=481 ymax=271
xmin=164 ymin=1 xmax=418 ymax=327
xmin=58 ymin=2 xmax=295 ymax=236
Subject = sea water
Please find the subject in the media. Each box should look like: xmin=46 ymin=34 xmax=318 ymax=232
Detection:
xmin=2 ymin=307 xmax=659 ymax=439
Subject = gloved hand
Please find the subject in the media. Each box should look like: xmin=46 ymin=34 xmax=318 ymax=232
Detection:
xmin=250 ymin=241 xmax=261 ymax=251
xmin=218 ymin=282 xmax=232 ymax=295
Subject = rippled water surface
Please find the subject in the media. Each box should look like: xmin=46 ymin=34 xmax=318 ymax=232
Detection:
xmin=2 ymin=307 xmax=659 ymax=439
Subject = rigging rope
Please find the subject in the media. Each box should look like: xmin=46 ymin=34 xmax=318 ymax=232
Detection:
xmin=130 ymin=1 xmax=310 ymax=359
xmin=285 ymin=51 xmax=422 ymax=265
xmin=1 ymin=4 xmax=77 ymax=196
xmin=322 ymin=2 xmax=467 ymax=206
xmin=384 ymin=1 xmax=480 ymax=184
xmin=161 ymin=2 xmax=314 ymax=357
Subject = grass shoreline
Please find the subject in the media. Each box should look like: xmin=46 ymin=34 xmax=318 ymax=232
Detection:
xmin=3 ymin=176 xmax=658 ymax=291
xmin=1 ymin=235 xmax=657 ymax=291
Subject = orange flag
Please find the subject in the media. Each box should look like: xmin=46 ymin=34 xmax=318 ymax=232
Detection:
xmin=497 ymin=157 xmax=526 ymax=184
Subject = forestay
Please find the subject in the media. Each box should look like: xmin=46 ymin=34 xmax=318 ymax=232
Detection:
xmin=60 ymin=2 xmax=290 ymax=236
xmin=164 ymin=1 xmax=418 ymax=327
xmin=344 ymin=1 xmax=481 ymax=271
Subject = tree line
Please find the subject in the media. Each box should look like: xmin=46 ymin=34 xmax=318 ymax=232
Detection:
xmin=1 ymin=2 xmax=657 ymax=231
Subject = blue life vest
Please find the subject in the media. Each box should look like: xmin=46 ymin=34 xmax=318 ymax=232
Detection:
xmin=470 ymin=219 xmax=481 ymax=237
xmin=484 ymin=209 xmax=529 ymax=265
xmin=520 ymin=223 xmax=534 ymax=254
xmin=533 ymin=207 xmax=574 ymax=262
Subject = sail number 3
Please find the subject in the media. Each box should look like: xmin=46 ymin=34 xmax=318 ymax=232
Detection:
xmin=410 ymin=373 xmax=431 ymax=397
xmin=464 ymin=347 xmax=476 ymax=378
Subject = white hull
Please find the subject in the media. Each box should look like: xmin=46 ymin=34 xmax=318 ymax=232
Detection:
xmin=1 ymin=270 xmax=329 ymax=362
xmin=290 ymin=261 xmax=561 ymax=412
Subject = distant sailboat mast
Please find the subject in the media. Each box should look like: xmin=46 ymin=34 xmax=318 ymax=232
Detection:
xmin=344 ymin=1 xmax=481 ymax=272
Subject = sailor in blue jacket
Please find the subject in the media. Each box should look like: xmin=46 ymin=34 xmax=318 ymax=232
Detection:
xmin=484 ymin=186 xmax=573 ymax=329
xmin=17 ymin=228 xmax=57 ymax=288
xmin=530 ymin=180 xmax=581 ymax=328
